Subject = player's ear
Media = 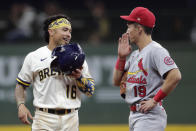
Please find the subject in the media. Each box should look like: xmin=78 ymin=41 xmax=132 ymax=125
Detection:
xmin=48 ymin=29 xmax=55 ymax=37
xmin=136 ymin=24 xmax=144 ymax=34
xmin=137 ymin=25 xmax=143 ymax=34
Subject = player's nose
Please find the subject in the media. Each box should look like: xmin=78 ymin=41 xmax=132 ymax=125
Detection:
xmin=65 ymin=31 xmax=71 ymax=39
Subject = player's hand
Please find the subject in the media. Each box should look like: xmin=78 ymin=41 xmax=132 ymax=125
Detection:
xmin=118 ymin=33 xmax=132 ymax=59
xmin=120 ymin=82 xmax=126 ymax=95
xmin=69 ymin=69 xmax=82 ymax=79
xmin=18 ymin=104 xmax=33 ymax=125
xmin=139 ymin=99 xmax=158 ymax=113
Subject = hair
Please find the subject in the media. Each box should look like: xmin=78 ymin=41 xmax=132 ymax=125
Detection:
xmin=127 ymin=21 xmax=153 ymax=35
xmin=43 ymin=14 xmax=71 ymax=43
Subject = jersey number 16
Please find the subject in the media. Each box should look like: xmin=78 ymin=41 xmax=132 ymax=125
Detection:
xmin=66 ymin=85 xmax=77 ymax=99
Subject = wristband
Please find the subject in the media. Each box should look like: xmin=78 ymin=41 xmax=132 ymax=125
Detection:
xmin=153 ymin=89 xmax=167 ymax=102
xmin=115 ymin=57 xmax=126 ymax=71
xmin=17 ymin=102 xmax=25 ymax=109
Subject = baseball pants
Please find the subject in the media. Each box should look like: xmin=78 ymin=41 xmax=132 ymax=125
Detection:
xmin=32 ymin=109 xmax=79 ymax=131
xmin=129 ymin=104 xmax=167 ymax=131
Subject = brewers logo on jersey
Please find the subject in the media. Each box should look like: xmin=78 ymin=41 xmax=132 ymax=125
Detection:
xmin=16 ymin=45 xmax=93 ymax=109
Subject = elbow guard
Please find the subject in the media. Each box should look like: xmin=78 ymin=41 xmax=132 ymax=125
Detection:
xmin=76 ymin=77 xmax=95 ymax=97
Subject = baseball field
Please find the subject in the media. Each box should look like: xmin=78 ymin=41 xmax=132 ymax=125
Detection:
xmin=0 ymin=124 xmax=196 ymax=131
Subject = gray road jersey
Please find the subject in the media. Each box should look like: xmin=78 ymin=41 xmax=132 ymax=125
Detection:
xmin=124 ymin=41 xmax=178 ymax=105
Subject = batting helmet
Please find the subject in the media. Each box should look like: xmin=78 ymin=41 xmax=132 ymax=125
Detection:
xmin=50 ymin=43 xmax=85 ymax=75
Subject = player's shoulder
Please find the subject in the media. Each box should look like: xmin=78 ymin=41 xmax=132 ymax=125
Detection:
xmin=150 ymin=41 xmax=168 ymax=53
xmin=33 ymin=45 xmax=48 ymax=54
xmin=29 ymin=45 xmax=48 ymax=56
xmin=24 ymin=45 xmax=48 ymax=60
xmin=82 ymin=60 xmax=89 ymax=69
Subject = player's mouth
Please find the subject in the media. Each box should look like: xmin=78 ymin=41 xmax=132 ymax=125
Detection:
xmin=63 ymin=37 xmax=70 ymax=43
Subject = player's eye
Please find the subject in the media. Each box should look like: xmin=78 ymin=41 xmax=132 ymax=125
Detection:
xmin=63 ymin=28 xmax=68 ymax=32
xmin=62 ymin=27 xmax=72 ymax=33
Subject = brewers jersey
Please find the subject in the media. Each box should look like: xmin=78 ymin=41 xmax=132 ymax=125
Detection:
xmin=124 ymin=41 xmax=178 ymax=104
xmin=16 ymin=45 xmax=92 ymax=109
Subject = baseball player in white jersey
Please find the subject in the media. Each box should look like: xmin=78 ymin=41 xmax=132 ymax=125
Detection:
xmin=113 ymin=7 xmax=181 ymax=131
xmin=15 ymin=14 xmax=95 ymax=131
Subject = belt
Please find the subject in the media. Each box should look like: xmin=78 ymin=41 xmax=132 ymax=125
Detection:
xmin=130 ymin=101 xmax=162 ymax=112
xmin=37 ymin=108 xmax=78 ymax=115
xmin=130 ymin=104 xmax=140 ymax=112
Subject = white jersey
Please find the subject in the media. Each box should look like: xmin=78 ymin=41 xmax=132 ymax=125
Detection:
xmin=17 ymin=45 xmax=92 ymax=109
xmin=124 ymin=41 xmax=178 ymax=105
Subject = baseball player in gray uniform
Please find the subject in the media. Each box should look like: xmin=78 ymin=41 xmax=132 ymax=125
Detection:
xmin=113 ymin=7 xmax=181 ymax=131
xmin=15 ymin=14 xmax=95 ymax=131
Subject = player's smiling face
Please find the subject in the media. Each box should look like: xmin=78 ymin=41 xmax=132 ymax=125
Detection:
xmin=53 ymin=26 xmax=72 ymax=45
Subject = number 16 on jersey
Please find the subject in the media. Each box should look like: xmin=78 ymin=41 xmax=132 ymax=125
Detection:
xmin=66 ymin=85 xmax=77 ymax=99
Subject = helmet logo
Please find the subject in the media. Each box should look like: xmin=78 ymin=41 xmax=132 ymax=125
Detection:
xmin=60 ymin=47 xmax=65 ymax=52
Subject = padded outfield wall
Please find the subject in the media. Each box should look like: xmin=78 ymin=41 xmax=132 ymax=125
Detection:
xmin=0 ymin=42 xmax=195 ymax=125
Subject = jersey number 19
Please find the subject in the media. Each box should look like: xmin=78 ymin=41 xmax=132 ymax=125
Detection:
xmin=133 ymin=86 xmax=146 ymax=97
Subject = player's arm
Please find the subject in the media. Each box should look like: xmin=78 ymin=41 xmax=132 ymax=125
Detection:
xmin=76 ymin=76 xmax=95 ymax=97
xmin=15 ymin=83 xmax=33 ymax=124
xmin=119 ymin=71 xmax=128 ymax=99
xmin=140 ymin=68 xmax=181 ymax=113
xmin=71 ymin=68 xmax=95 ymax=97
xmin=154 ymin=68 xmax=181 ymax=102
xmin=113 ymin=33 xmax=131 ymax=86
xmin=15 ymin=53 xmax=33 ymax=124
xmin=15 ymin=83 xmax=26 ymax=108
xmin=113 ymin=65 xmax=125 ymax=86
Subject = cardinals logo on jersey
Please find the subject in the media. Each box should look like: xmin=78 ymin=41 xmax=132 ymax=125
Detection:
xmin=138 ymin=58 xmax=148 ymax=76
xmin=127 ymin=58 xmax=148 ymax=84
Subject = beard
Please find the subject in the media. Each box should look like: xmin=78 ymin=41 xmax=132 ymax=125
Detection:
xmin=57 ymin=39 xmax=70 ymax=46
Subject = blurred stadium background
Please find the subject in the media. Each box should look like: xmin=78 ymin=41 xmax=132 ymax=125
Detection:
xmin=0 ymin=0 xmax=196 ymax=130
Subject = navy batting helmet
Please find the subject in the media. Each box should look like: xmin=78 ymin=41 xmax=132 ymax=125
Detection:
xmin=50 ymin=43 xmax=85 ymax=75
